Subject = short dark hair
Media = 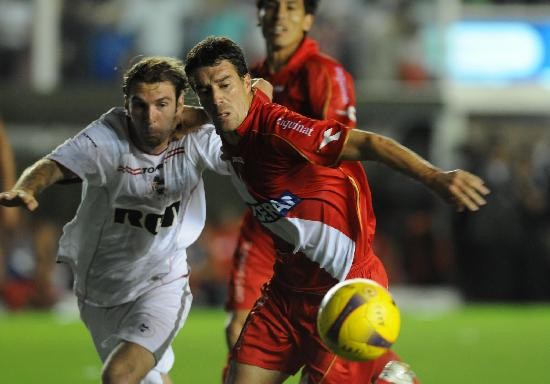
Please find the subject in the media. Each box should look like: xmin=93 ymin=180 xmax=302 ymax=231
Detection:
xmin=185 ymin=36 xmax=249 ymax=87
xmin=256 ymin=0 xmax=320 ymax=15
xmin=122 ymin=56 xmax=188 ymax=100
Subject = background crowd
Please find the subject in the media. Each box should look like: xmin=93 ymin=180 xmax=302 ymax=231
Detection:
xmin=1 ymin=0 xmax=550 ymax=311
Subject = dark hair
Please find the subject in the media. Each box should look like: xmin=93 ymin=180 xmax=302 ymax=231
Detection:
xmin=256 ymin=0 xmax=320 ymax=15
xmin=122 ymin=56 xmax=188 ymax=100
xmin=185 ymin=36 xmax=249 ymax=86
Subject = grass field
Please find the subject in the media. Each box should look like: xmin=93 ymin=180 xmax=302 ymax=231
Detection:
xmin=1 ymin=304 xmax=549 ymax=383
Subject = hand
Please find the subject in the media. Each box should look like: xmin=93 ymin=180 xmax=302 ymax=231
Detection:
xmin=0 ymin=189 xmax=39 ymax=211
xmin=172 ymin=105 xmax=211 ymax=140
xmin=431 ymin=170 xmax=490 ymax=212
xmin=252 ymin=78 xmax=273 ymax=101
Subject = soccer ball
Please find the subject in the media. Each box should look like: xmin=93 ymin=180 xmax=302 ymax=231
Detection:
xmin=317 ymin=278 xmax=401 ymax=361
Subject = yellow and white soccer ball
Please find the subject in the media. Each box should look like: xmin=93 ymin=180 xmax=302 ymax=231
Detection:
xmin=317 ymin=278 xmax=401 ymax=361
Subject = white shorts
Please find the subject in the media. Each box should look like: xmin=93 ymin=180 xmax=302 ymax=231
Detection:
xmin=79 ymin=276 xmax=192 ymax=376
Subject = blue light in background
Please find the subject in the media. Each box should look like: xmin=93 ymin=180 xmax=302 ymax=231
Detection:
xmin=447 ymin=21 xmax=550 ymax=86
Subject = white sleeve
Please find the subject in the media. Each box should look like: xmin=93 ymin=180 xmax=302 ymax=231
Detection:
xmin=47 ymin=122 xmax=113 ymax=186
xmin=193 ymin=124 xmax=230 ymax=175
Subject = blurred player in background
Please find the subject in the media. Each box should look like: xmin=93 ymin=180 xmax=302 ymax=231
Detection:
xmin=0 ymin=57 xmax=230 ymax=384
xmin=1 ymin=114 xmax=62 ymax=311
xmin=224 ymin=0 xmax=418 ymax=382
xmin=185 ymin=35 xmax=489 ymax=384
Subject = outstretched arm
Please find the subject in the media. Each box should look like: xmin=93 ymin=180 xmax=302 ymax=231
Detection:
xmin=0 ymin=158 xmax=72 ymax=211
xmin=341 ymin=129 xmax=490 ymax=212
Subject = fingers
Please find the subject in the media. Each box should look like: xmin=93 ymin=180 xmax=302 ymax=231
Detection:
xmin=0 ymin=190 xmax=39 ymax=211
xmin=447 ymin=171 xmax=490 ymax=212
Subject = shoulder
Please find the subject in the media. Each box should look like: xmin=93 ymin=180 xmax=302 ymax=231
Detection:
xmin=92 ymin=107 xmax=127 ymax=138
xmin=303 ymin=52 xmax=348 ymax=75
xmin=69 ymin=107 xmax=126 ymax=149
xmin=176 ymin=122 xmax=218 ymax=148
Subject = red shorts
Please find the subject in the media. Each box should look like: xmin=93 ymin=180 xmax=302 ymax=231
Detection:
xmin=225 ymin=212 xmax=276 ymax=311
xmin=232 ymin=270 xmax=397 ymax=383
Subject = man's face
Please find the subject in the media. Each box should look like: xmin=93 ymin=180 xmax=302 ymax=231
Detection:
xmin=191 ymin=60 xmax=252 ymax=135
xmin=258 ymin=0 xmax=313 ymax=50
xmin=126 ymin=81 xmax=182 ymax=154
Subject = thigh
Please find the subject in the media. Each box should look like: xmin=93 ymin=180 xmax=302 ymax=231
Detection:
xmin=303 ymin=347 xmax=405 ymax=383
xmin=231 ymin=286 xmax=302 ymax=376
xmin=104 ymin=341 xmax=157 ymax=382
xmin=227 ymin=362 xmax=289 ymax=384
xmin=80 ymin=276 xmax=192 ymax=369
xmin=226 ymin=215 xmax=275 ymax=312
xmin=303 ymin=350 xmax=377 ymax=384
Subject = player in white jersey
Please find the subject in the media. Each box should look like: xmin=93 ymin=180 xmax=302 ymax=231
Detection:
xmin=0 ymin=57 xmax=229 ymax=384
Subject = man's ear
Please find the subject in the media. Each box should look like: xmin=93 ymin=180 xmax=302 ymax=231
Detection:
xmin=244 ymin=73 xmax=252 ymax=93
xmin=176 ymin=93 xmax=185 ymax=111
xmin=303 ymin=14 xmax=314 ymax=33
xmin=124 ymin=97 xmax=129 ymax=115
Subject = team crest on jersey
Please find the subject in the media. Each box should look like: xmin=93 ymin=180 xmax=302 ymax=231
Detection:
xmin=248 ymin=191 xmax=301 ymax=223
xmin=151 ymin=175 xmax=165 ymax=195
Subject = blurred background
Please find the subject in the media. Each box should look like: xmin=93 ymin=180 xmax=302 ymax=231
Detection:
xmin=1 ymin=0 xmax=550 ymax=314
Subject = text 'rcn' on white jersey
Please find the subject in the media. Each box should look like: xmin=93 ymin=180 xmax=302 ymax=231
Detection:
xmin=48 ymin=107 xmax=229 ymax=306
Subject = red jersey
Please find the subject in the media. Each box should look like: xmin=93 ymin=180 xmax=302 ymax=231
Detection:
xmin=227 ymin=38 xmax=375 ymax=309
xmin=226 ymin=90 xmax=381 ymax=293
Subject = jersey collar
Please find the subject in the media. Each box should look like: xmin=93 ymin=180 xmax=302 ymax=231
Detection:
xmin=235 ymin=89 xmax=271 ymax=138
xmin=257 ymin=37 xmax=320 ymax=76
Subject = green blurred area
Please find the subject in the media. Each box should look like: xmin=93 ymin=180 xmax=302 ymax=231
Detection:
xmin=1 ymin=305 xmax=549 ymax=383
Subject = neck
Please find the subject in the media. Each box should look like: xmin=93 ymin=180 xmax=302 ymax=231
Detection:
xmin=222 ymin=130 xmax=241 ymax=146
xmin=134 ymin=139 xmax=168 ymax=156
xmin=128 ymin=124 xmax=170 ymax=155
xmin=266 ymin=37 xmax=304 ymax=73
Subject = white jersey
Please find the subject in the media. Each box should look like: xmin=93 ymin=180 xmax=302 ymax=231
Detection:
xmin=48 ymin=107 xmax=229 ymax=306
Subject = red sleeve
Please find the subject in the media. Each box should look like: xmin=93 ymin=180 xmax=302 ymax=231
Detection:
xmin=307 ymin=59 xmax=357 ymax=128
xmin=263 ymin=104 xmax=351 ymax=167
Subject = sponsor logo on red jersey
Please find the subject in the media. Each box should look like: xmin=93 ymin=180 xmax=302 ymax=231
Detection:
xmin=276 ymin=117 xmax=313 ymax=136
xmin=248 ymin=192 xmax=301 ymax=223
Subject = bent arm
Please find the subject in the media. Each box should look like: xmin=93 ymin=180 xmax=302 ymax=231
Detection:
xmin=341 ymin=129 xmax=441 ymax=182
xmin=341 ymin=129 xmax=490 ymax=212
xmin=0 ymin=158 xmax=72 ymax=211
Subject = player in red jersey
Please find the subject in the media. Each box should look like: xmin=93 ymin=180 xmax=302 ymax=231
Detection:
xmin=185 ymin=36 xmax=489 ymax=384
xmin=225 ymin=1 xmax=418 ymax=382
xmin=225 ymin=0 xmax=357 ymax=351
